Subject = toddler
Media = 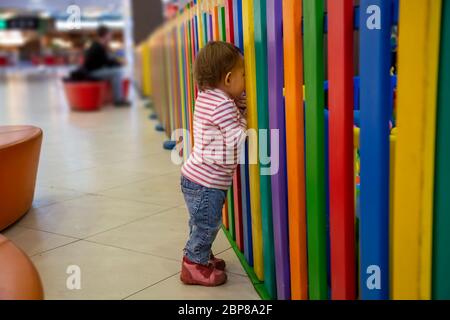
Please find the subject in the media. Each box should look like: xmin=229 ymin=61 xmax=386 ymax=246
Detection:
xmin=180 ymin=41 xmax=247 ymax=286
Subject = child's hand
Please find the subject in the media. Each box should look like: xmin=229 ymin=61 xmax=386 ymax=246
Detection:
xmin=239 ymin=107 xmax=248 ymax=118
xmin=235 ymin=92 xmax=247 ymax=116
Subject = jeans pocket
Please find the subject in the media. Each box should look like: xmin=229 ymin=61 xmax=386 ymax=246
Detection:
xmin=183 ymin=190 xmax=202 ymax=217
xmin=182 ymin=179 xmax=205 ymax=217
xmin=181 ymin=176 xmax=203 ymax=194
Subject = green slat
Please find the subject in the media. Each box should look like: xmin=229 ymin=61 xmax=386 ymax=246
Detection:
xmin=228 ymin=187 xmax=236 ymax=240
xmin=219 ymin=5 xmax=236 ymax=240
xmin=220 ymin=5 xmax=234 ymax=237
xmin=222 ymin=227 xmax=271 ymax=300
xmin=433 ymin=0 xmax=450 ymax=300
xmin=203 ymin=12 xmax=208 ymax=44
xmin=220 ymin=6 xmax=227 ymax=41
xmin=253 ymin=0 xmax=277 ymax=300
xmin=303 ymin=0 xmax=328 ymax=300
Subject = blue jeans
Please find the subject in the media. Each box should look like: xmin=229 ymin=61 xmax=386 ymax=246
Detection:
xmin=181 ymin=175 xmax=227 ymax=265
xmin=90 ymin=67 xmax=124 ymax=102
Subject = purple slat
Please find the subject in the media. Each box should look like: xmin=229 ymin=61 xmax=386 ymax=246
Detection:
xmin=266 ymin=0 xmax=291 ymax=300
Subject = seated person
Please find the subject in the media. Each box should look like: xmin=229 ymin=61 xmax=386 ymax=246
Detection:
xmin=83 ymin=26 xmax=130 ymax=107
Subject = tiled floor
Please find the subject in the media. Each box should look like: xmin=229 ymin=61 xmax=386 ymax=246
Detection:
xmin=0 ymin=72 xmax=259 ymax=300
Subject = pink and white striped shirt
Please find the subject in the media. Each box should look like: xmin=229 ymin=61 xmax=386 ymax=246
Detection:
xmin=181 ymin=88 xmax=247 ymax=190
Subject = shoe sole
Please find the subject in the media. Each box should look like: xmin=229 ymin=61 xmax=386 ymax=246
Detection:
xmin=180 ymin=273 xmax=227 ymax=287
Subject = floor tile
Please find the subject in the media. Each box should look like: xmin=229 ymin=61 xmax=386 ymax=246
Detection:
xmin=103 ymin=152 xmax=181 ymax=176
xmin=216 ymin=248 xmax=247 ymax=277
xmin=99 ymin=174 xmax=185 ymax=207
xmin=18 ymin=194 xmax=168 ymax=238
xmin=87 ymin=207 xmax=231 ymax=260
xmin=31 ymin=240 xmax=180 ymax=300
xmin=126 ymin=272 xmax=260 ymax=300
xmin=37 ymin=158 xmax=95 ymax=181
xmin=38 ymin=166 xmax=155 ymax=193
xmin=32 ymin=185 xmax=85 ymax=208
xmin=1 ymin=225 xmax=77 ymax=256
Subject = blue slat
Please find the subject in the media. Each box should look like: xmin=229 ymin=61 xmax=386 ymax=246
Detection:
xmin=233 ymin=0 xmax=252 ymax=265
xmin=242 ymin=143 xmax=253 ymax=265
xmin=233 ymin=0 xmax=240 ymax=47
xmin=236 ymin=0 xmax=244 ymax=50
xmin=194 ymin=14 xmax=199 ymax=54
xmin=359 ymin=0 xmax=392 ymax=300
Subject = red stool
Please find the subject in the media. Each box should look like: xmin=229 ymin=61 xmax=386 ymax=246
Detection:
xmin=31 ymin=56 xmax=41 ymax=66
xmin=0 ymin=56 xmax=9 ymax=67
xmin=123 ymin=78 xmax=130 ymax=99
xmin=64 ymin=81 xmax=106 ymax=111
xmin=44 ymin=56 xmax=57 ymax=66
xmin=56 ymin=56 xmax=65 ymax=65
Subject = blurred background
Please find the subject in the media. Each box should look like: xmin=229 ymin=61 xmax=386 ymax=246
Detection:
xmin=0 ymin=0 xmax=167 ymax=76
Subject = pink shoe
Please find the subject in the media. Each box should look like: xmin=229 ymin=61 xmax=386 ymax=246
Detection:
xmin=180 ymin=256 xmax=227 ymax=287
xmin=209 ymin=253 xmax=226 ymax=271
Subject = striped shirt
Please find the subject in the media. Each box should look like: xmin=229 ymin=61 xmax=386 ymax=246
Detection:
xmin=181 ymin=88 xmax=247 ymax=190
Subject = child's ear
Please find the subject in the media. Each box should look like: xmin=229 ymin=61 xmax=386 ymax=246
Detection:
xmin=224 ymin=71 xmax=232 ymax=86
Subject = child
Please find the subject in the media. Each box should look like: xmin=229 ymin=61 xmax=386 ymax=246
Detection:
xmin=180 ymin=41 xmax=247 ymax=286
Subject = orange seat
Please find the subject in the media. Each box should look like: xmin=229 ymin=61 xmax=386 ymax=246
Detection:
xmin=0 ymin=234 xmax=44 ymax=300
xmin=0 ymin=126 xmax=43 ymax=231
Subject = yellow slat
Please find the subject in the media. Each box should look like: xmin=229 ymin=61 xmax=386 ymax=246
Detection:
xmin=242 ymin=0 xmax=264 ymax=281
xmin=392 ymin=0 xmax=442 ymax=300
xmin=197 ymin=0 xmax=204 ymax=49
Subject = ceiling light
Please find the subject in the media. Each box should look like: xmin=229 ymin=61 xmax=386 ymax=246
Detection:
xmin=0 ymin=30 xmax=26 ymax=46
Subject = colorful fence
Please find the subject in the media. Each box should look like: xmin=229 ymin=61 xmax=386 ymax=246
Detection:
xmin=135 ymin=0 xmax=450 ymax=300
